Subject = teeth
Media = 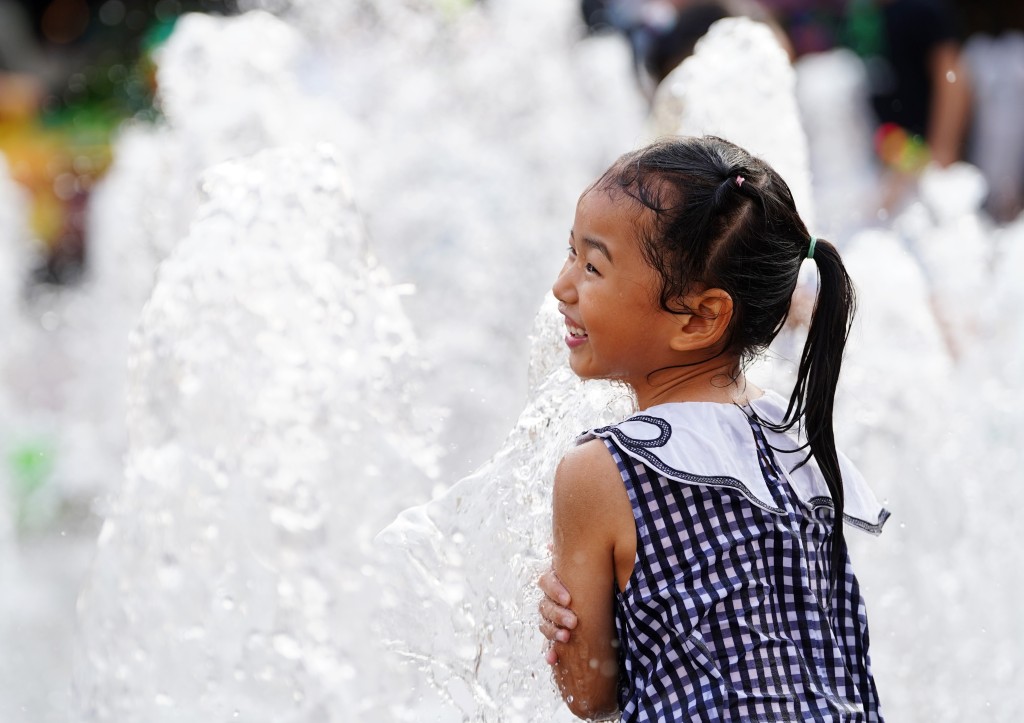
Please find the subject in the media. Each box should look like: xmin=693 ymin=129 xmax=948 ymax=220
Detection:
xmin=567 ymin=324 xmax=587 ymax=338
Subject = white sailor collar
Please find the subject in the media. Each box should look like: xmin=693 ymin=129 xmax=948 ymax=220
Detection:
xmin=577 ymin=390 xmax=890 ymax=534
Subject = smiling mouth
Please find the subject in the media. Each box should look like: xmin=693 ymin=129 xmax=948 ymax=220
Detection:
xmin=566 ymin=322 xmax=588 ymax=339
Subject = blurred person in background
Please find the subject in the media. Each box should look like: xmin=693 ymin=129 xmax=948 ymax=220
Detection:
xmin=758 ymin=0 xmax=971 ymax=173
xmin=734 ymin=0 xmax=979 ymax=215
xmin=847 ymin=0 xmax=971 ymax=171
xmin=766 ymin=0 xmax=1024 ymax=224
xmin=585 ymin=1 xmax=991 ymax=217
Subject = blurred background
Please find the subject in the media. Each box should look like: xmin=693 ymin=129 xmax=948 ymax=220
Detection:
xmin=2 ymin=0 xmax=1023 ymax=720
xmin=0 ymin=0 xmax=233 ymax=283
xmin=5 ymin=0 xmax=1023 ymax=286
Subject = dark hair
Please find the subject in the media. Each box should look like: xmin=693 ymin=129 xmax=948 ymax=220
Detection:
xmin=598 ymin=135 xmax=856 ymax=592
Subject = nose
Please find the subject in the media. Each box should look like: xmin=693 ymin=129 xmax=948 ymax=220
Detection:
xmin=551 ymin=257 xmax=577 ymax=305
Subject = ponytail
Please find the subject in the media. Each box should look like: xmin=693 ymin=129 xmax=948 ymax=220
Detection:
xmin=777 ymin=238 xmax=857 ymax=594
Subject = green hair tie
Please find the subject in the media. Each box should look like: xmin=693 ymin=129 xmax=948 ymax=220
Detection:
xmin=807 ymin=236 xmax=818 ymax=260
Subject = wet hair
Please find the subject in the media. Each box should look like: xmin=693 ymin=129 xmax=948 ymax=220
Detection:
xmin=597 ymin=135 xmax=856 ymax=592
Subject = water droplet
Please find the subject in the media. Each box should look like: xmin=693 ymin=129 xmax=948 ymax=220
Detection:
xmin=155 ymin=693 xmax=173 ymax=707
xmin=158 ymin=560 xmax=182 ymax=589
xmin=41 ymin=310 xmax=59 ymax=331
xmin=272 ymin=633 xmax=302 ymax=660
xmin=946 ymin=70 xmax=957 ymax=83
xmin=179 ymin=373 xmax=201 ymax=395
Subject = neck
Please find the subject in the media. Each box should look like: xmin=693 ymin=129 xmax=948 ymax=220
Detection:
xmin=630 ymin=355 xmax=760 ymax=410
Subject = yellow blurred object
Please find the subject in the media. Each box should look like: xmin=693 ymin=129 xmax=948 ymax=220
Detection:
xmin=0 ymin=117 xmax=111 ymax=253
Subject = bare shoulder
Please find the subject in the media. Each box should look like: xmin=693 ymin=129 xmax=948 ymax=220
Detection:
xmin=554 ymin=439 xmax=622 ymax=496
xmin=553 ymin=439 xmax=630 ymax=530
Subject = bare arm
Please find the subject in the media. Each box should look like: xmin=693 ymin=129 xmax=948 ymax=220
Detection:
xmin=549 ymin=440 xmax=633 ymax=720
xmin=927 ymin=41 xmax=971 ymax=167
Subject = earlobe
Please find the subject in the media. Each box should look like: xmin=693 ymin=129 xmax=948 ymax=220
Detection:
xmin=668 ymin=290 xmax=734 ymax=351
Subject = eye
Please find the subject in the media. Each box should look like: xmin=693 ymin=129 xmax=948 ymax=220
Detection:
xmin=585 ymin=262 xmax=601 ymax=275
xmin=566 ymin=244 xmax=577 ymax=257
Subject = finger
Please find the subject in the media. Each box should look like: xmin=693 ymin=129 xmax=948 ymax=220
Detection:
xmin=538 ymin=570 xmax=571 ymax=606
xmin=539 ymin=598 xmax=578 ymax=630
xmin=545 ymin=646 xmax=559 ymax=666
xmin=538 ymin=619 xmax=571 ymax=644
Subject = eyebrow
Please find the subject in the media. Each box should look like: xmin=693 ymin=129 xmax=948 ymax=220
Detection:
xmin=570 ymin=230 xmax=614 ymax=263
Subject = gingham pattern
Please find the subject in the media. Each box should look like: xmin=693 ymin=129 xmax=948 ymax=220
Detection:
xmin=604 ymin=416 xmax=883 ymax=722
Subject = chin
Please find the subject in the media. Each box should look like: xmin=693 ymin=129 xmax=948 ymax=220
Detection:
xmin=567 ymin=358 xmax=594 ymax=380
xmin=568 ymin=360 xmax=615 ymax=383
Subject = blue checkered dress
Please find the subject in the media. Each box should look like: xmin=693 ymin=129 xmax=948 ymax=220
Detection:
xmin=581 ymin=394 xmax=887 ymax=722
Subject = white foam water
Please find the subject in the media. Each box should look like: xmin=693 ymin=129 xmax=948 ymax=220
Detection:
xmin=378 ymin=297 xmax=633 ymax=723
xmin=72 ymin=145 xmax=440 ymax=721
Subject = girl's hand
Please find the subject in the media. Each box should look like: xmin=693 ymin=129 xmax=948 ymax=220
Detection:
xmin=537 ymin=567 xmax=577 ymax=664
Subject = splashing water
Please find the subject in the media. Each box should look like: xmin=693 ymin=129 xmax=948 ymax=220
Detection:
xmin=378 ymin=297 xmax=633 ymax=723
xmin=55 ymin=11 xmax=346 ymax=508
xmin=1 ymin=2 xmax=1021 ymax=721
xmin=57 ymin=4 xmax=643 ymax=720
xmin=794 ymin=49 xmax=879 ymax=239
xmin=71 ymin=145 xmax=440 ymax=721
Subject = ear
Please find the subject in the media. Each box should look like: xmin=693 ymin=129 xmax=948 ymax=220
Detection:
xmin=668 ymin=288 xmax=734 ymax=352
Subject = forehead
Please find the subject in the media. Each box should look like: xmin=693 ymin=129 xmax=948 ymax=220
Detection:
xmin=575 ymin=184 xmax=651 ymax=233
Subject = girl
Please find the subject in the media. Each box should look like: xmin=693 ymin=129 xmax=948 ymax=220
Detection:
xmin=537 ymin=136 xmax=888 ymax=721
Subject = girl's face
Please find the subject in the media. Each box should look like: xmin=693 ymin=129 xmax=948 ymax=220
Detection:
xmin=551 ymin=187 xmax=682 ymax=386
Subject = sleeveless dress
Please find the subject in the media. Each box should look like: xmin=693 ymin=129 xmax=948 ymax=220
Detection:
xmin=577 ymin=391 xmax=889 ymax=722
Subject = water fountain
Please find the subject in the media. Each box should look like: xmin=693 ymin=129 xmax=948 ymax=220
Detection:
xmin=0 ymin=0 xmax=1020 ymax=720
xmin=72 ymin=144 xmax=441 ymax=721
xmin=66 ymin=3 xmax=644 ymax=720
xmin=378 ymin=296 xmax=633 ymax=723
